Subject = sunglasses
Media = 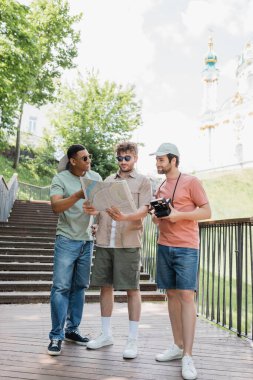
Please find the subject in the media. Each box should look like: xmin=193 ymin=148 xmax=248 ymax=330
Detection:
xmin=116 ymin=155 xmax=132 ymax=162
xmin=78 ymin=154 xmax=92 ymax=161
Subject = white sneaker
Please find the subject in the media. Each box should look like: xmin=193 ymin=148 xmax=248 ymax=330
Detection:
xmin=123 ymin=338 xmax=138 ymax=359
xmin=86 ymin=333 xmax=113 ymax=349
xmin=182 ymin=355 xmax=197 ymax=380
xmin=155 ymin=343 xmax=183 ymax=362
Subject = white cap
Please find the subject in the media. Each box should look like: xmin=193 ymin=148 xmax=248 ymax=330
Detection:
xmin=149 ymin=142 xmax=180 ymax=157
xmin=57 ymin=155 xmax=69 ymax=173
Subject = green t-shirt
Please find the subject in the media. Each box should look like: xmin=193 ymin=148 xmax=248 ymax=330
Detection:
xmin=50 ymin=170 xmax=102 ymax=241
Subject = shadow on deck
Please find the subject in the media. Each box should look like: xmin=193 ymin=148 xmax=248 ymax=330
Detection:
xmin=0 ymin=302 xmax=252 ymax=380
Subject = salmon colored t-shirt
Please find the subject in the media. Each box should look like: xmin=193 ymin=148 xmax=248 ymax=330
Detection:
xmin=155 ymin=173 xmax=209 ymax=249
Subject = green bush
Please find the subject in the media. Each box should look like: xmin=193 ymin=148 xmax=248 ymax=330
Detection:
xmin=0 ymin=139 xmax=57 ymax=185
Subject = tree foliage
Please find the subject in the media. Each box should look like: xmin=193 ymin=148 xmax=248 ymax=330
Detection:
xmin=0 ymin=0 xmax=81 ymax=167
xmin=0 ymin=0 xmax=38 ymax=131
xmin=25 ymin=0 xmax=81 ymax=106
xmin=53 ymin=73 xmax=142 ymax=178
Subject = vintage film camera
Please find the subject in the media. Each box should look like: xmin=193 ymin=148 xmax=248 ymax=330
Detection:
xmin=150 ymin=197 xmax=171 ymax=218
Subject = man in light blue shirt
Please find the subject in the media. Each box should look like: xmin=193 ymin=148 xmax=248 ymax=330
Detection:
xmin=48 ymin=144 xmax=102 ymax=356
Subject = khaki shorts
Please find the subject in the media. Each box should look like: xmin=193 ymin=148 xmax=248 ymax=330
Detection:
xmin=91 ymin=247 xmax=141 ymax=290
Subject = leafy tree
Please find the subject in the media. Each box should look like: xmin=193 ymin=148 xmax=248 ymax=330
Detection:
xmin=52 ymin=73 xmax=142 ymax=178
xmin=0 ymin=0 xmax=81 ymax=168
xmin=0 ymin=0 xmax=39 ymax=133
xmin=20 ymin=134 xmax=57 ymax=178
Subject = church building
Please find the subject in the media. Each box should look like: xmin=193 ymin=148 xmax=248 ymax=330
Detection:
xmin=200 ymin=37 xmax=253 ymax=169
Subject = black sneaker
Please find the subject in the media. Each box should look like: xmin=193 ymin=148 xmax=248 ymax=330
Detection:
xmin=65 ymin=330 xmax=90 ymax=346
xmin=48 ymin=339 xmax=62 ymax=356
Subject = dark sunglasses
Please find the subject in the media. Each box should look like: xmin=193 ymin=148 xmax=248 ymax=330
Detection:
xmin=78 ymin=154 xmax=92 ymax=161
xmin=116 ymin=155 xmax=132 ymax=162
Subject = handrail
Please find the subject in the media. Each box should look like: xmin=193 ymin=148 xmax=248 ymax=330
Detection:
xmin=200 ymin=217 xmax=253 ymax=224
xmin=18 ymin=181 xmax=50 ymax=201
xmin=18 ymin=181 xmax=50 ymax=190
xmin=0 ymin=174 xmax=18 ymax=222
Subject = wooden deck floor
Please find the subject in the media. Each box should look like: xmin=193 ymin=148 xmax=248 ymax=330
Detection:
xmin=0 ymin=302 xmax=252 ymax=380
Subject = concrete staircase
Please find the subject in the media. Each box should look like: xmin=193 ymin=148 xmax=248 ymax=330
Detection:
xmin=0 ymin=200 xmax=166 ymax=303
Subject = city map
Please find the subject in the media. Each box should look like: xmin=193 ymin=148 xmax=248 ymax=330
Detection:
xmin=80 ymin=178 xmax=137 ymax=213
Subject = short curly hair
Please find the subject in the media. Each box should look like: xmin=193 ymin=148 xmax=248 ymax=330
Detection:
xmin=116 ymin=141 xmax=138 ymax=156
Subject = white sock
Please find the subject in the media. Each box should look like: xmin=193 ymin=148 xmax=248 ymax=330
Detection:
xmin=101 ymin=317 xmax=111 ymax=336
xmin=128 ymin=320 xmax=139 ymax=340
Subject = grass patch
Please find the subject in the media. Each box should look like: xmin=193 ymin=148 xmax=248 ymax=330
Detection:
xmin=0 ymin=154 xmax=55 ymax=186
xmin=199 ymin=168 xmax=253 ymax=219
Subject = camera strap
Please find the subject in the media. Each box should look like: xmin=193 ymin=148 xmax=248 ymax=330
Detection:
xmin=158 ymin=172 xmax=181 ymax=207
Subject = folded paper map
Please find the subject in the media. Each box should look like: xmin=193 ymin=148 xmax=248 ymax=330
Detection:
xmin=80 ymin=177 xmax=137 ymax=213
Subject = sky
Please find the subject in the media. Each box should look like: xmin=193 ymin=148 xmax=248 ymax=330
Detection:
xmin=25 ymin=0 xmax=253 ymax=175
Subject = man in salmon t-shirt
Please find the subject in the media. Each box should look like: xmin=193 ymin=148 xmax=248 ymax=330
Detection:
xmin=150 ymin=143 xmax=211 ymax=380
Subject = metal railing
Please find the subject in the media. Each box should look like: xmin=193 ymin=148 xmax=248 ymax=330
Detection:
xmin=17 ymin=181 xmax=50 ymax=201
xmin=140 ymin=215 xmax=158 ymax=282
xmin=198 ymin=217 xmax=253 ymax=341
xmin=0 ymin=174 xmax=18 ymax=222
xmin=140 ymin=215 xmax=253 ymax=341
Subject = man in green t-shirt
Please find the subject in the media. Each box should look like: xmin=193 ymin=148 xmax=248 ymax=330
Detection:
xmin=47 ymin=144 xmax=102 ymax=356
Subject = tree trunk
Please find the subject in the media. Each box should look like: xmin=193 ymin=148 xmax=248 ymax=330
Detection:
xmin=13 ymin=101 xmax=24 ymax=169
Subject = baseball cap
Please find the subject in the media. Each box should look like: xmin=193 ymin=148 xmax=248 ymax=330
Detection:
xmin=149 ymin=143 xmax=180 ymax=157
xmin=57 ymin=154 xmax=69 ymax=173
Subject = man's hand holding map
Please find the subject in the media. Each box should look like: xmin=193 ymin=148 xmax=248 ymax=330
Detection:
xmin=80 ymin=178 xmax=137 ymax=213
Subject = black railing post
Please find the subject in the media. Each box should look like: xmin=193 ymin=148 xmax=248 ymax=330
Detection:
xmin=222 ymin=225 xmax=227 ymax=327
xmin=198 ymin=217 xmax=253 ymax=341
xmin=249 ymin=222 xmax=253 ymax=341
xmin=235 ymin=223 xmax=243 ymax=337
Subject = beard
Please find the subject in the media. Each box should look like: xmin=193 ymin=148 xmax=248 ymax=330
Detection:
xmin=157 ymin=168 xmax=166 ymax=174
xmin=120 ymin=167 xmax=133 ymax=173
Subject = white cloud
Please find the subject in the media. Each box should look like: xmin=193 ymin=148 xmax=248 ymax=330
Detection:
xmin=133 ymin=109 xmax=199 ymax=174
xmin=243 ymin=1 xmax=253 ymax=34
xmin=154 ymin=24 xmax=184 ymax=45
xmin=67 ymin=0 xmax=156 ymax=85
xmin=181 ymin=0 xmax=253 ymax=38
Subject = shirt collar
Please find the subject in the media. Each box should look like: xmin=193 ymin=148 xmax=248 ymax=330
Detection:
xmin=114 ymin=168 xmax=137 ymax=179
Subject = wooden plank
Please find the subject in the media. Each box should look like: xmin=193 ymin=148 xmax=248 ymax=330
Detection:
xmin=0 ymin=302 xmax=252 ymax=379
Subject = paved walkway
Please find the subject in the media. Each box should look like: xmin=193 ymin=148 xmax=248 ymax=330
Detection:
xmin=0 ymin=302 xmax=252 ymax=379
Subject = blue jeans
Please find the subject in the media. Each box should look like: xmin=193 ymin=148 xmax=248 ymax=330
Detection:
xmin=156 ymin=244 xmax=199 ymax=290
xmin=49 ymin=235 xmax=93 ymax=340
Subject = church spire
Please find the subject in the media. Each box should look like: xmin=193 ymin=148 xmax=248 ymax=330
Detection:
xmin=200 ymin=35 xmax=219 ymax=164
xmin=201 ymin=35 xmax=219 ymax=127
xmin=202 ymin=36 xmax=219 ymax=85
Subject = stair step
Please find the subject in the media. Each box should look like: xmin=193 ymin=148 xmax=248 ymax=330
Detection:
xmin=0 ymin=271 xmax=150 ymax=281
xmin=0 ymin=280 xmax=156 ymax=292
xmin=0 ymin=224 xmax=56 ymax=231
xmin=10 ymin=209 xmax=56 ymax=213
xmin=0 ymin=271 xmax=54 ymax=281
xmin=9 ymin=210 xmax=56 ymax=215
xmin=9 ymin=215 xmax=54 ymax=218
xmin=13 ymin=201 xmax=51 ymax=207
xmin=0 ymin=290 xmax=166 ymax=304
xmin=0 ymin=241 xmax=54 ymax=248
xmin=4 ymin=221 xmax=57 ymax=226
xmin=0 ymin=236 xmax=55 ymax=242
xmin=0 ymin=248 xmax=54 ymax=255
xmin=0 ymin=255 xmax=54 ymax=263
xmin=0 ymin=262 xmax=53 ymax=271
xmin=0 ymin=229 xmax=56 ymax=237
xmin=8 ymin=217 xmax=57 ymax=222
